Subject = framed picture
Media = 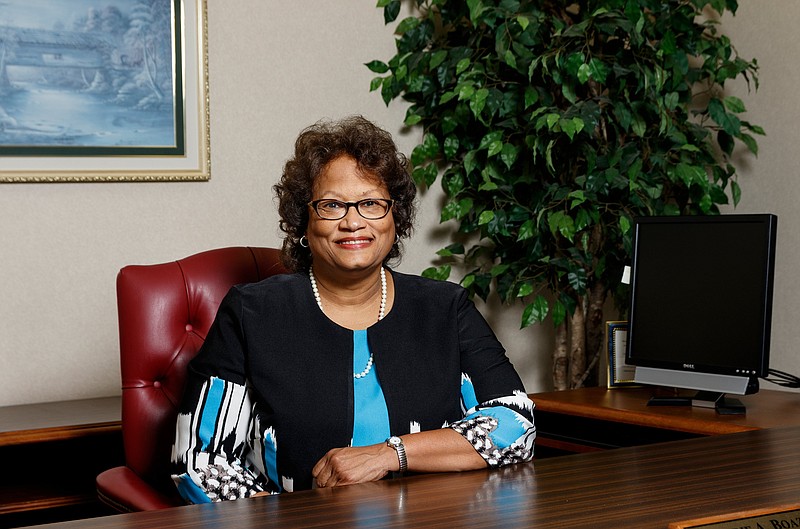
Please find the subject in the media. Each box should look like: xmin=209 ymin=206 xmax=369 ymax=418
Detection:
xmin=606 ymin=321 xmax=638 ymax=387
xmin=0 ymin=0 xmax=210 ymax=182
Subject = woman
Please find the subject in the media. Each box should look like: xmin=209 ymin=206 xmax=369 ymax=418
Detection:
xmin=171 ymin=116 xmax=535 ymax=503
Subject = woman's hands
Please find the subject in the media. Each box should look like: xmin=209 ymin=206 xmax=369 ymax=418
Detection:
xmin=312 ymin=443 xmax=398 ymax=488
xmin=311 ymin=429 xmax=487 ymax=489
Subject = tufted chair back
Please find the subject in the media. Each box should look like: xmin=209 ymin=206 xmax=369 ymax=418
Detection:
xmin=96 ymin=247 xmax=288 ymax=511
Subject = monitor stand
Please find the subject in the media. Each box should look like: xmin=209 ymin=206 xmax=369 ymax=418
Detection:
xmin=647 ymin=391 xmax=746 ymax=415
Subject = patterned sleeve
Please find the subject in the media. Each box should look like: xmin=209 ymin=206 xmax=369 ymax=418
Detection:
xmin=449 ymin=377 xmax=536 ymax=466
xmin=170 ymin=374 xmax=267 ymax=503
xmin=447 ymin=288 xmax=536 ymax=466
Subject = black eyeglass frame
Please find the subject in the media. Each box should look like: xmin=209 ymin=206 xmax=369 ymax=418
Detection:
xmin=308 ymin=198 xmax=395 ymax=220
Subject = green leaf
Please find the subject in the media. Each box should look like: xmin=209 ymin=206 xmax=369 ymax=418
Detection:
xmin=500 ymin=143 xmax=519 ymax=169
xmin=664 ymin=92 xmax=679 ymax=110
xmin=674 ymin=163 xmax=707 ymax=186
xmin=396 ymin=16 xmax=420 ymax=35
xmin=422 ymin=265 xmax=451 ymax=281
xmin=429 ymin=50 xmax=448 ymax=70
xmin=516 ymin=15 xmax=529 ymax=31
xmin=442 ymin=198 xmax=474 ymax=222
xmin=738 ymin=133 xmax=758 ymax=156
xmin=708 ymin=98 xmax=742 ymax=135
xmin=724 ymin=96 xmax=746 ymax=113
xmin=517 ymin=219 xmax=535 ymax=241
xmin=469 ymin=88 xmax=490 ymax=117
xmin=551 ymin=299 xmax=566 ymax=327
xmin=423 ymin=163 xmax=438 ymax=187
xmin=439 ymin=91 xmax=457 ymax=105
xmin=464 ymin=150 xmax=479 ymax=175
xmin=731 ymin=179 xmax=742 ymax=206
xmin=365 ymin=60 xmax=389 ymax=74
xmin=619 ymin=216 xmax=631 ymax=235
xmin=478 ymin=210 xmax=495 ymax=225
xmin=577 ymin=63 xmax=591 ymax=84
xmin=559 ymin=117 xmax=584 ymax=141
xmin=521 ymin=295 xmax=549 ymax=327
xmin=461 ymin=274 xmax=475 ymax=289
xmin=443 ymin=136 xmax=459 ymax=159
xmin=516 ymin=282 xmax=534 ymax=298
xmin=487 ymin=140 xmax=503 ymax=157
xmin=490 ymin=263 xmax=509 ymax=277
xmin=588 ymin=58 xmax=609 ymax=84
xmin=369 ymin=76 xmax=384 ymax=92
xmin=411 ymin=166 xmax=428 ymax=186
xmin=559 ymin=118 xmax=577 ymax=140
xmin=466 ymin=0 xmax=487 ymax=25
xmin=548 ymin=211 xmax=576 ymax=241
xmin=631 ymin=115 xmax=646 ymax=137
xmin=457 ymin=83 xmax=476 ymax=101
xmin=568 ymin=190 xmax=586 ymax=209
xmin=436 ymin=243 xmax=465 ymax=257
xmin=504 ymin=49 xmax=517 ymax=70
xmin=524 ymin=86 xmax=539 ymax=109
xmin=383 ymin=0 xmax=400 ymax=23
xmin=404 ymin=111 xmax=422 ymax=126
xmin=479 ymin=131 xmax=503 ymax=150
xmin=567 ymin=268 xmax=587 ymax=293
xmin=456 ymin=57 xmax=471 ymax=75
xmin=421 ymin=133 xmax=440 ymax=158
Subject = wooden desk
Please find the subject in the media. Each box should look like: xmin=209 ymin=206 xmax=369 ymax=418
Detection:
xmin=23 ymin=426 xmax=800 ymax=529
xmin=530 ymin=387 xmax=800 ymax=454
xmin=0 ymin=396 xmax=123 ymax=527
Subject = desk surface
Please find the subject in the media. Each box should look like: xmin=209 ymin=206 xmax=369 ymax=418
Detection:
xmin=0 ymin=396 xmax=121 ymax=446
xmin=531 ymin=386 xmax=800 ymax=435
xmin=28 ymin=425 xmax=800 ymax=529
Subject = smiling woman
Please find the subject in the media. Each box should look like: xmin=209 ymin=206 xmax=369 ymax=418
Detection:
xmin=170 ymin=116 xmax=537 ymax=502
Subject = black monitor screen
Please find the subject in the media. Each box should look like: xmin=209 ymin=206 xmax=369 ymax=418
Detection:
xmin=625 ymin=214 xmax=777 ymax=378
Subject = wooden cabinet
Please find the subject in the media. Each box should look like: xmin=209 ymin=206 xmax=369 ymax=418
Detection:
xmin=529 ymin=387 xmax=800 ymax=456
xmin=0 ymin=397 xmax=123 ymax=528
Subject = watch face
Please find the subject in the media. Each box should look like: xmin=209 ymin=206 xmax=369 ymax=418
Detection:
xmin=388 ymin=436 xmax=401 ymax=446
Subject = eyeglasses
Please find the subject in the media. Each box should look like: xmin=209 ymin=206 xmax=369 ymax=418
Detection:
xmin=308 ymin=198 xmax=394 ymax=220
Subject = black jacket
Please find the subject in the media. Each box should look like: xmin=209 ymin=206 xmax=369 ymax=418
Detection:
xmin=180 ymin=269 xmax=529 ymax=492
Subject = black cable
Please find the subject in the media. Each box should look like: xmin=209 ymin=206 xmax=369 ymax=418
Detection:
xmin=763 ymin=368 xmax=800 ymax=389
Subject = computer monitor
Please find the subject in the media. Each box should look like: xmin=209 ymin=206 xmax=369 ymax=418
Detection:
xmin=625 ymin=214 xmax=778 ymax=414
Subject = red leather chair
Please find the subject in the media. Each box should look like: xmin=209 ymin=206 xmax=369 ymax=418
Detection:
xmin=96 ymin=247 xmax=288 ymax=512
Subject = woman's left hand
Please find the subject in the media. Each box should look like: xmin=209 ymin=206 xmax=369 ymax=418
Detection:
xmin=311 ymin=444 xmax=396 ymax=488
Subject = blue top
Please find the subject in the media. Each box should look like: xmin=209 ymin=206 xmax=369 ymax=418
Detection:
xmin=352 ymin=330 xmax=391 ymax=446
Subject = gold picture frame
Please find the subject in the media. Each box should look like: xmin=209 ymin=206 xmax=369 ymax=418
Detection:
xmin=606 ymin=321 xmax=638 ymax=387
xmin=0 ymin=0 xmax=210 ymax=182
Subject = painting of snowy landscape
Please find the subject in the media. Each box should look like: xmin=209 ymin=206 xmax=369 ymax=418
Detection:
xmin=0 ymin=0 xmax=180 ymax=154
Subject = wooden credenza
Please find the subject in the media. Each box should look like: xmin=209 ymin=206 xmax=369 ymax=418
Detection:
xmin=0 ymin=396 xmax=123 ymax=528
xmin=530 ymin=386 xmax=800 ymax=455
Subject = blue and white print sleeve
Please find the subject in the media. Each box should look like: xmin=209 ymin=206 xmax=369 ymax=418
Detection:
xmin=449 ymin=374 xmax=536 ymax=467
xmin=171 ymin=375 xmax=266 ymax=503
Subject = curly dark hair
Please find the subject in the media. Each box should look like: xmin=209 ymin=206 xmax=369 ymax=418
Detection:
xmin=273 ymin=116 xmax=417 ymax=272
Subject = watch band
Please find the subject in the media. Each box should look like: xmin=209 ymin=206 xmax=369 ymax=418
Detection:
xmin=386 ymin=436 xmax=408 ymax=473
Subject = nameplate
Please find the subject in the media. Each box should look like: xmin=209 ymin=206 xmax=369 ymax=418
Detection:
xmin=669 ymin=504 xmax=800 ymax=529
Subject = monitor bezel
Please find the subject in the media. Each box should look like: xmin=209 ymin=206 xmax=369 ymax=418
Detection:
xmin=625 ymin=213 xmax=777 ymax=380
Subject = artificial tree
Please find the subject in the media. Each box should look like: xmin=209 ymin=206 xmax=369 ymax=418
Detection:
xmin=367 ymin=0 xmax=762 ymax=389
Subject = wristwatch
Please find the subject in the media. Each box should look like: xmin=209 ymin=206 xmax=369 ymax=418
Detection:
xmin=386 ymin=436 xmax=408 ymax=473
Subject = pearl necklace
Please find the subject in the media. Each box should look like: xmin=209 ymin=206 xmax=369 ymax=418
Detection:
xmin=309 ymin=266 xmax=386 ymax=379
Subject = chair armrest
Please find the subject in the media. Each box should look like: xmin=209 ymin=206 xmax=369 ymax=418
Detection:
xmin=96 ymin=466 xmax=182 ymax=512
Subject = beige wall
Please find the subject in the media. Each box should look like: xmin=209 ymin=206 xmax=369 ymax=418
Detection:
xmin=0 ymin=2 xmax=797 ymax=406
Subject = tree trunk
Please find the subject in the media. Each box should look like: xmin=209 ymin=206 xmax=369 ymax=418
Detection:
xmin=553 ymin=320 xmax=568 ymax=390
xmin=568 ymin=300 xmax=586 ymax=389
xmin=582 ymin=282 xmax=608 ymax=387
